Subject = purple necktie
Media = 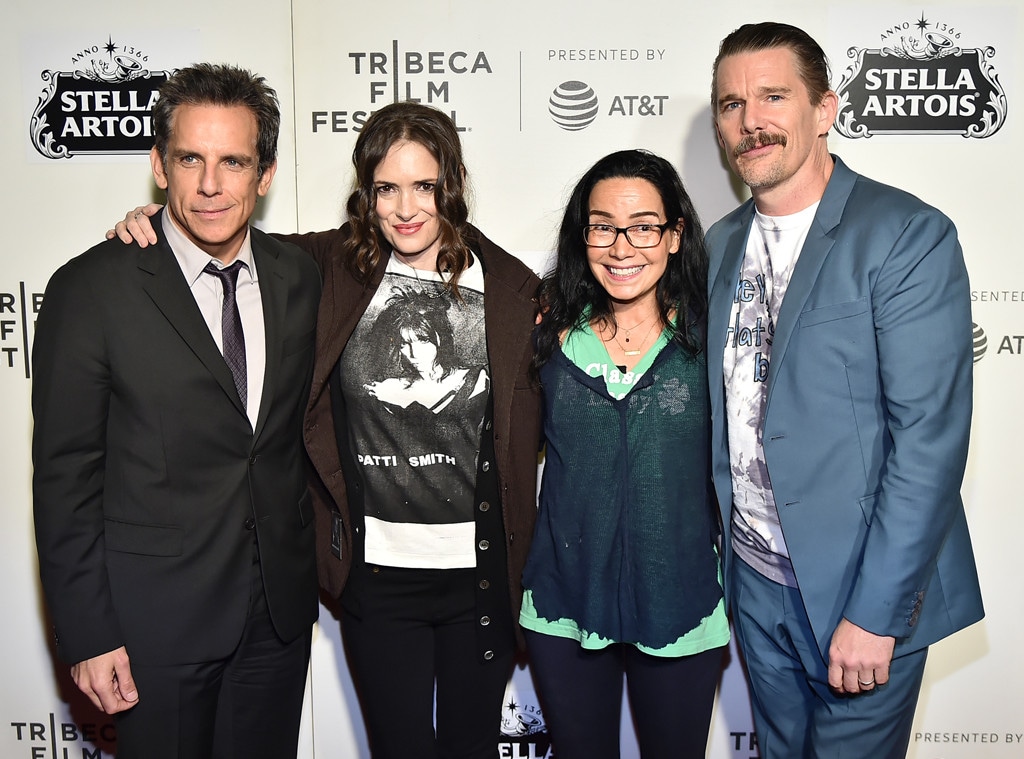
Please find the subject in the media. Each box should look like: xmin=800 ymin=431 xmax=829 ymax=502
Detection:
xmin=204 ymin=261 xmax=247 ymax=409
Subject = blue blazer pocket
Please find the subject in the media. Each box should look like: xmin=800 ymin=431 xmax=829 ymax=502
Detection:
xmin=858 ymin=491 xmax=881 ymax=526
xmin=104 ymin=518 xmax=184 ymax=556
xmin=799 ymin=297 xmax=869 ymax=327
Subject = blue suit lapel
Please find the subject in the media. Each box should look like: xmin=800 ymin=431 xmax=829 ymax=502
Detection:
xmin=707 ymin=204 xmax=754 ymax=418
xmin=764 ymin=157 xmax=858 ymax=406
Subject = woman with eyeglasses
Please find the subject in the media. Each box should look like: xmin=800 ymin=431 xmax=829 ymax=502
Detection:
xmin=522 ymin=149 xmax=729 ymax=759
xmin=108 ymin=101 xmax=542 ymax=759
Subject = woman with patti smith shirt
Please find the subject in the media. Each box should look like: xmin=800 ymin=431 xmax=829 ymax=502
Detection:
xmin=111 ymin=101 xmax=542 ymax=759
xmin=522 ymin=149 xmax=729 ymax=759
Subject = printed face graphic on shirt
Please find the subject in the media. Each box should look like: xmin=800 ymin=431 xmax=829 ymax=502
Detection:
xmin=340 ymin=269 xmax=489 ymax=531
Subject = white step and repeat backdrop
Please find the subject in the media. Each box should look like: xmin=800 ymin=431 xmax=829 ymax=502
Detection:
xmin=4 ymin=1 xmax=1020 ymax=757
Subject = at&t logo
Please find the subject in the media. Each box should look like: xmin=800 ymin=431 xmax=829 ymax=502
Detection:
xmin=547 ymin=80 xmax=668 ymax=131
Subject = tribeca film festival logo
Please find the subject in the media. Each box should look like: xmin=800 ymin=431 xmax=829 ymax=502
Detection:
xmin=30 ymin=36 xmax=171 ymax=159
xmin=547 ymin=80 xmax=668 ymax=132
xmin=9 ymin=714 xmax=115 ymax=758
xmin=1 ymin=283 xmax=42 ymax=379
xmin=310 ymin=41 xmax=492 ymax=134
xmin=834 ymin=14 xmax=1006 ymax=138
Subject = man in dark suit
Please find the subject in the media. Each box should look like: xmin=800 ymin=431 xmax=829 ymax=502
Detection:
xmin=705 ymin=22 xmax=983 ymax=758
xmin=32 ymin=63 xmax=320 ymax=758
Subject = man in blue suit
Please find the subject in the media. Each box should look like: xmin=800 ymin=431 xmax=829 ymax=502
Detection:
xmin=706 ymin=22 xmax=984 ymax=758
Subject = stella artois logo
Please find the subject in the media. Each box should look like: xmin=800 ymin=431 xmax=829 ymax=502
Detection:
xmin=834 ymin=14 xmax=1006 ymax=138
xmin=30 ymin=36 xmax=171 ymax=159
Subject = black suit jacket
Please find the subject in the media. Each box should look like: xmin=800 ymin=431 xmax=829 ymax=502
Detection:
xmin=32 ymin=212 xmax=321 ymax=666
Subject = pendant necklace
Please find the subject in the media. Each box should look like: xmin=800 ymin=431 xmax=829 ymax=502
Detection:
xmin=609 ymin=311 xmax=658 ymax=356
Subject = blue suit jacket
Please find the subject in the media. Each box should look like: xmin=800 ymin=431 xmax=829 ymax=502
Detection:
xmin=706 ymin=156 xmax=984 ymax=659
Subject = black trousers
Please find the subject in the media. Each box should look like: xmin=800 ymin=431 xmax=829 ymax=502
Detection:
xmin=525 ymin=630 xmax=724 ymax=759
xmin=114 ymin=555 xmax=312 ymax=759
xmin=341 ymin=563 xmax=514 ymax=759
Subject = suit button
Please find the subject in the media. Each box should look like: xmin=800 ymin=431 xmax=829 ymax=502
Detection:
xmin=480 ymin=616 xmax=490 ymax=626
xmin=249 ymin=455 xmax=258 ymax=465
xmin=478 ymin=501 xmax=490 ymax=512
xmin=478 ymin=539 xmax=490 ymax=551
xmin=243 ymin=517 xmax=256 ymax=530
xmin=479 ymin=579 xmax=490 ymax=590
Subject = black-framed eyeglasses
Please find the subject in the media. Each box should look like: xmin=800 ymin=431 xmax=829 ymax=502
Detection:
xmin=583 ymin=222 xmax=674 ymax=249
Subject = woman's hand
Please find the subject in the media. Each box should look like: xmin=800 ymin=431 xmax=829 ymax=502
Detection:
xmin=105 ymin=204 xmax=163 ymax=247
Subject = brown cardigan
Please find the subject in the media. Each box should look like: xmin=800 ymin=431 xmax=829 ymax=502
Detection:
xmin=279 ymin=223 xmax=542 ymax=649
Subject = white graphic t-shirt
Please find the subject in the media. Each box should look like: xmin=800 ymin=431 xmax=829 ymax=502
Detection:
xmin=339 ymin=253 xmax=488 ymax=569
xmin=723 ymin=203 xmax=818 ymax=585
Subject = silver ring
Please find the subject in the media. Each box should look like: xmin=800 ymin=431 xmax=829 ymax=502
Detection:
xmin=858 ymin=678 xmax=875 ymax=687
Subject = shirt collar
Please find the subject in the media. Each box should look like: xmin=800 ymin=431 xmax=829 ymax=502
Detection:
xmin=161 ymin=210 xmax=257 ymax=286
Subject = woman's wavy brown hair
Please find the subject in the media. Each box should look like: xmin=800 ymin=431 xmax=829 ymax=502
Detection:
xmin=342 ymin=102 xmax=473 ymax=296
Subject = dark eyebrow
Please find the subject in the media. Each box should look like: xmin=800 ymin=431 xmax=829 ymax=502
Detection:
xmin=588 ymin=209 xmax=662 ymax=220
xmin=717 ymin=84 xmax=793 ymax=108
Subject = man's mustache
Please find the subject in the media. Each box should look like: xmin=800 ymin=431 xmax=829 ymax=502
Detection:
xmin=734 ymin=132 xmax=788 ymax=156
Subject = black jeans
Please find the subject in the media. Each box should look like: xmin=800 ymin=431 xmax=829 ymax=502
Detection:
xmin=525 ymin=630 xmax=724 ymax=759
xmin=341 ymin=563 xmax=514 ymax=759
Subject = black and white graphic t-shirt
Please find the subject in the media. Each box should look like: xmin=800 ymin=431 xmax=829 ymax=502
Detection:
xmin=339 ymin=252 xmax=488 ymax=568
xmin=723 ymin=203 xmax=817 ymax=585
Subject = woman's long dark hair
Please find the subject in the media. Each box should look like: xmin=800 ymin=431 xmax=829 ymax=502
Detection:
xmin=534 ymin=149 xmax=708 ymax=370
xmin=342 ymin=101 xmax=473 ymax=295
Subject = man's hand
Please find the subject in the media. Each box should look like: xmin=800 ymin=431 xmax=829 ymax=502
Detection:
xmin=827 ymin=617 xmax=895 ymax=695
xmin=105 ymin=204 xmax=162 ymax=247
xmin=70 ymin=646 xmax=140 ymax=714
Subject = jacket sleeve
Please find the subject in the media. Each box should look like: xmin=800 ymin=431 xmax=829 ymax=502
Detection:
xmin=272 ymin=226 xmax=350 ymax=273
xmin=32 ymin=257 xmax=125 ymax=664
xmin=842 ymin=207 xmax=973 ymax=638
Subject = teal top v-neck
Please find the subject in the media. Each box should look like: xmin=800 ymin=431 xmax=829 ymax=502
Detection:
xmin=521 ymin=320 xmax=729 ymax=656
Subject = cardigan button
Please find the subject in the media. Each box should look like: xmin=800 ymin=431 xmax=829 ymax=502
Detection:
xmin=479 ymin=579 xmax=490 ymax=590
xmin=478 ymin=539 xmax=490 ymax=551
xmin=481 ymin=460 xmax=491 ymax=472
xmin=480 ymin=616 xmax=491 ymax=626
xmin=478 ymin=501 xmax=490 ymax=512
xmin=483 ymin=650 xmax=494 ymax=661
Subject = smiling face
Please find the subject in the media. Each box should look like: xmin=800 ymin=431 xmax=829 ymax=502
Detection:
xmin=585 ymin=177 xmax=681 ymax=314
xmin=373 ymin=140 xmax=442 ymax=270
xmin=714 ymin=46 xmax=837 ymax=214
xmin=151 ymin=103 xmax=275 ymax=262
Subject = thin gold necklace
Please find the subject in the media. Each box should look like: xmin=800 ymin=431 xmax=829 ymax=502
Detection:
xmin=617 ymin=311 xmax=657 ymax=343
xmin=606 ymin=319 xmax=660 ymax=357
